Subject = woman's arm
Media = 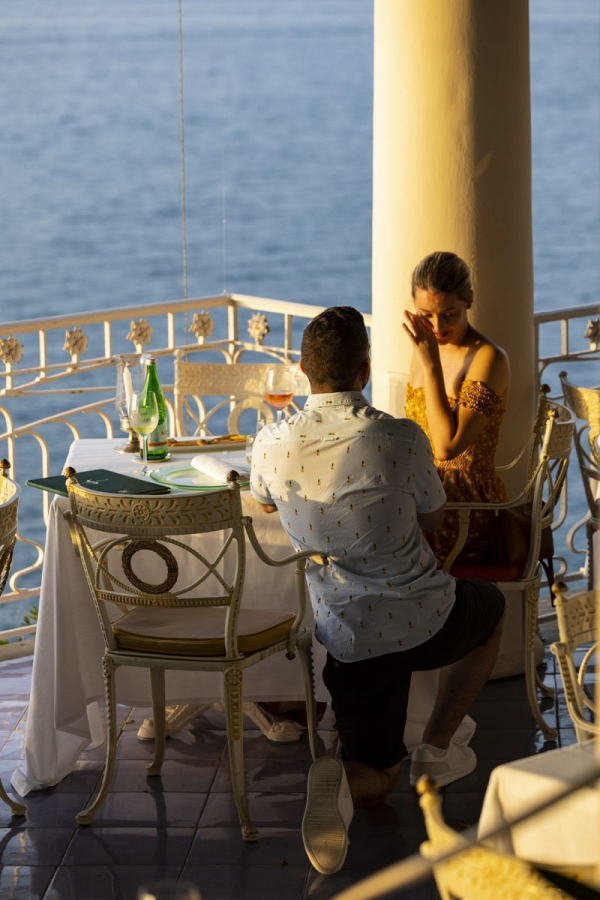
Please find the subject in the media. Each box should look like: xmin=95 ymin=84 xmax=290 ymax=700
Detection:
xmin=403 ymin=313 xmax=510 ymax=460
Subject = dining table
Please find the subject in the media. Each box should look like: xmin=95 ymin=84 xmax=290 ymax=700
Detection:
xmin=12 ymin=437 xmax=475 ymax=796
xmin=478 ymin=738 xmax=598 ymax=870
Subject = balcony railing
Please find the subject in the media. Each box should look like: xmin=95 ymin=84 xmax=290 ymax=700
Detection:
xmin=0 ymin=293 xmax=596 ymax=651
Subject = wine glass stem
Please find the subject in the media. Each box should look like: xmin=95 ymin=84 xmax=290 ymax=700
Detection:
xmin=142 ymin=435 xmax=148 ymax=475
xmin=276 ymin=410 xmax=283 ymax=424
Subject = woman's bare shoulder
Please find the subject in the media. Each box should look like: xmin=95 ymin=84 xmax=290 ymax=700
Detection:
xmin=466 ymin=338 xmax=511 ymax=393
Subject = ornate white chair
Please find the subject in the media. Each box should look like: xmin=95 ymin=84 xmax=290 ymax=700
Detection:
xmin=0 ymin=459 xmax=27 ymax=816
xmin=559 ymin=371 xmax=600 ymax=588
xmin=416 ymin=777 xmax=581 ymax=900
xmin=440 ymin=403 xmax=575 ymax=740
xmin=173 ymin=353 xmax=310 ymax=437
xmin=550 ymin=581 xmax=598 ymax=742
xmin=63 ymin=467 xmax=322 ymax=840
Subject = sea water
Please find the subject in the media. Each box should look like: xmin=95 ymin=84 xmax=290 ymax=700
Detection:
xmin=0 ymin=0 xmax=598 ymax=629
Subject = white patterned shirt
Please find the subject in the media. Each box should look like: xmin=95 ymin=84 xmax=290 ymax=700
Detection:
xmin=250 ymin=391 xmax=456 ymax=662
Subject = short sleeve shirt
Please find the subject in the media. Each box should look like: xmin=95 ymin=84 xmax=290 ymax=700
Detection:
xmin=250 ymin=391 xmax=456 ymax=662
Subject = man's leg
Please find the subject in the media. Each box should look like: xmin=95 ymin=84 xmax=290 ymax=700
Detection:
xmin=410 ymin=579 xmax=505 ymax=786
xmin=344 ymin=759 xmax=402 ymax=808
xmin=422 ymin=611 xmax=503 ymax=749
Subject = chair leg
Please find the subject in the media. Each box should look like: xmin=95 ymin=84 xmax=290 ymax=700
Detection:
xmin=523 ymin=582 xmax=557 ymax=741
xmin=297 ymin=631 xmax=319 ymax=762
xmin=147 ymin=668 xmax=166 ymax=776
xmin=224 ymin=665 xmax=258 ymax=842
xmin=0 ymin=781 xmax=26 ymax=816
xmin=77 ymin=656 xmax=118 ymax=824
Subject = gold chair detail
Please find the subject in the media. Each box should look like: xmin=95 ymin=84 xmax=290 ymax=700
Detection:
xmin=559 ymin=371 xmax=600 ymax=589
xmin=440 ymin=403 xmax=575 ymax=740
xmin=63 ymin=467 xmax=321 ymax=839
xmin=550 ymin=581 xmax=598 ymax=742
xmin=0 ymin=459 xmax=27 ymax=816
xmin=173 ymin=353 xmax=310 ymax=437
xmin=417 ymin=777 xmax=572 ymax=900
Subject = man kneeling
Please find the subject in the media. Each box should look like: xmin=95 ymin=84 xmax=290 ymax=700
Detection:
xmin=250 ymin=307 xmax=504 ymax=874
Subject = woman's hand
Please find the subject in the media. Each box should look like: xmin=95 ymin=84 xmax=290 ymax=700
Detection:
xmin=403 ymin=310 xmax=441 ymax=373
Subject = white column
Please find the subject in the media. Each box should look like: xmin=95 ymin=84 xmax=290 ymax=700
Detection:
xmin=371 ymin=0 xmax=534 ymax=481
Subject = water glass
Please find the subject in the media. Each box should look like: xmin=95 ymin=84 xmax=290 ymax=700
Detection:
xmin=128 ymin=391 xmax=159 ymax=475
xmin=136 ymin=880 xmax=201 ymax=900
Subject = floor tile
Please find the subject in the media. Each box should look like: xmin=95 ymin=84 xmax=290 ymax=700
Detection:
xmin=306 ymin=867 xmax=438 ymax=899
xmin=45 ymin=865 xmax=182 ymax=900
xmin=0 ymin=825 xmax=73 ymax=865
xmin=0 ymin=865 xmax=54 ymax=900
xmin=85 ymin=791 xmax=207 ymax=828
xmin=109 ymin=758 xmax=220 ymax=793
xmin=212 ymin=758 xmax=310 ymax=793
xmin=181 ymin=863 xmax=310 ymax=900
xmin=0 ymin=792 xmax=85 ymax=828
xmin=115 ymin=728 xmax=227 ymax=761
xmin=188 ymin=826 xmax=307 ymax=867
xmin=199 ymin=791 xmax=305 ymax=829
xmin=63 ymin=826 xmax=195 ymax=866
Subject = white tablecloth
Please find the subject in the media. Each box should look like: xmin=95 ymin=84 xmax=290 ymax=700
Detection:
xmin=13 ymin=439 xmax=474 ymax=794
xmin=478 ymin=739 xmax=598 ymax=867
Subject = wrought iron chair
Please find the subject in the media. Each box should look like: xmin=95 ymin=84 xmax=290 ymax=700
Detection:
xmin=440 ymin=403 xmax=575 ymax=740
xmin=0 ymin=459 xmax=27 ymax=816
xmin=173 ymin=353 xmax=309 ymax=437
xmin=550 ymin=581 xmax=598 ymax=742
xmin=559 ymin=371 xmax=600 ymax=589
xmin=63 ymin=467 xmax=322 ymax=839
xmin=416 ymin=777 xmax=580 ymax=900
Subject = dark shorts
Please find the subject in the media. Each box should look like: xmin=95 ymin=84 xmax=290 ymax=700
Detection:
xmin=322 ymin=578 xmax=505 ymax=770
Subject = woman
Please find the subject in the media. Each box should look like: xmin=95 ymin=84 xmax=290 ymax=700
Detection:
xmin=403 ymin=251 xmax=511 ymax=564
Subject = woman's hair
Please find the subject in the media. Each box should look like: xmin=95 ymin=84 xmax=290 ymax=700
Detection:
xmin=411 ymin=252 xmax=473 ymax=303
xmin=301 ymin=306 xmax=369 ymax=389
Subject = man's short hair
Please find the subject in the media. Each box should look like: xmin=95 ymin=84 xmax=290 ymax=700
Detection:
xmin=301 ymin=306 xmax=369 ymax=390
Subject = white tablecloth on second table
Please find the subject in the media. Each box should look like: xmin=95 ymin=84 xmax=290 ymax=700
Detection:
xmin=478 ymin=739 xmax=598 ymax=867
xmin=12 ymin=439 xmax=474 ymax=795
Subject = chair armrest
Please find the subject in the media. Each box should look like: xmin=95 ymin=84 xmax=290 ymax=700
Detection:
xmin=242 ymin=516 xmax=327 ymax=568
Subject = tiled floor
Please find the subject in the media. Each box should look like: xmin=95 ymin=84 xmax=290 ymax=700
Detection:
xmin=0 ymin=624 xmax=576 ymax=900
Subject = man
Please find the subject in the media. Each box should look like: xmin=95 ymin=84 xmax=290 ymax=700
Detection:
xmin=250 ymin=307 xmax=504 ymax=875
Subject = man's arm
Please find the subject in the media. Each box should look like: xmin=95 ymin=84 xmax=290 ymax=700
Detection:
xmin=417 ymin=503 xmax=445 ymax=533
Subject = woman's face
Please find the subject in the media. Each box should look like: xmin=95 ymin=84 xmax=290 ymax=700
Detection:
xmin=413 ymin=289 xmax=471 ymax=346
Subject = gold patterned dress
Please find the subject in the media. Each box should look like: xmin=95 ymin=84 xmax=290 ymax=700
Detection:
xmin=404 ymin=380 xmax=507 ymax=564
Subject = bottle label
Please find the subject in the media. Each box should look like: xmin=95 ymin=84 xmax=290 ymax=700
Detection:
xmin=146 ymin=421 xmax=169 ymax=458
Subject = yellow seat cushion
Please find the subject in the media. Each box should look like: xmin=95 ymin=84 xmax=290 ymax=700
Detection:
xmin=112 ymin=606 xmax=296 ymax=656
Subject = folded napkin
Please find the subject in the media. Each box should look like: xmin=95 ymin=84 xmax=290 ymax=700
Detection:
xmin=190 ymin=454 xmax=250 ymax=483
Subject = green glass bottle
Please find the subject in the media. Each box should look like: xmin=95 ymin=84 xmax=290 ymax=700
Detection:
xmin=141 ymin=357 xmax=169 ymax=460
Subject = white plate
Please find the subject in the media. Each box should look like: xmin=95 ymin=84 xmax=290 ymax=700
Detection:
xmin=149 ymin=462 xmax=249 ymax=491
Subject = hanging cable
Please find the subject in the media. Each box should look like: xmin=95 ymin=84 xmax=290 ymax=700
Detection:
xmin=177 ymin=0 xmax=189 ymax=344
xmin=218 ymin=18 xmax=228 ymax=295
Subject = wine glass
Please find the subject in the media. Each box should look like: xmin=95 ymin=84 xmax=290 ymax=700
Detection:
xmin=264 ymin=367 xmax=294 ymax=424
xmin=128 ymin=391 xmax=159 ymax=475
xmin=114 ymin=354 xmax=143 ymax=453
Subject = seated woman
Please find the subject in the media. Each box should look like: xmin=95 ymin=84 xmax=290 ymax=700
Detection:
xmin=403 ymin=251 xmax=511 ymax=565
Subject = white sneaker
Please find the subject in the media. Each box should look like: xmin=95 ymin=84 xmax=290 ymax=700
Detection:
xmin=137 ymin=704 xmax=211 ymax=741
xmin=302 ymin=756 xmax=354 ymax=874
xmin=410 ymin=742 xmax=477 ymax=787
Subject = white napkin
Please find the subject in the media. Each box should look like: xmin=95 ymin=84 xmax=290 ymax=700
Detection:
xmin=190 ymin=454 xmax=249 ymax=483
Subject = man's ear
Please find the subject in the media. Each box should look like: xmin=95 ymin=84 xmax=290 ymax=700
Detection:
xmin=465 ymin=289 xmax=474 ymax=310
xmin=299 ymin=358 xmax=306 ymax=374
xmin=359 ymin=359 xmax=370 ymax=389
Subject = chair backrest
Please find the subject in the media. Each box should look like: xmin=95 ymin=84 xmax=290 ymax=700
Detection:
xmin=417 ymin=778 xmax=566 ymax=900
xmin=559 ymin=371 xmax=600 ymax=518
xmin=550 ymin=581 xmax=598 ymax=741
xmin=173 ymin=354 xmax=310 ymax=436
xmin=64 ymin=468 xmax=250 ymax=658
xmin=0 ymin=459 xmax=20 ymax=596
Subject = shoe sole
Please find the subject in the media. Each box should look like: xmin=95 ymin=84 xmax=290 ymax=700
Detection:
xmin=410 ymin=750 xmax=477 ymax=787
xmin=302 ymin=757 xmax=349 ymax=875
